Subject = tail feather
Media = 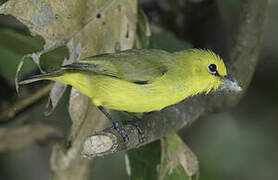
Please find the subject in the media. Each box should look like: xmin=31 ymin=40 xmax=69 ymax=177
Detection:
xmin=19 ymin=71 xmax=62 ymax=85
xmin=19 ymin=62 xmax=98 ymax=85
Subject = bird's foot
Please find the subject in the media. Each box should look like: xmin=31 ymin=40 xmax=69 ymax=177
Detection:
xmin=126 ymin=118 xmax=145 ymax=145
xmin=112 ymin=121 xmax=129 ymax=146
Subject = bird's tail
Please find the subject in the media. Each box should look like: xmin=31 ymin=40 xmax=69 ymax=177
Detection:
xmin=19 ymin=62 xmax=95 ymax=85
xmin=19 ymin=70 xmax=63 ymax=85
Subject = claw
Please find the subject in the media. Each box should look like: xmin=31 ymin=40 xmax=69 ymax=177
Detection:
xmin=113 ymin=121 xmax=129 ymax=145
xmin=126 ymin=119 xmax=145 ymax=145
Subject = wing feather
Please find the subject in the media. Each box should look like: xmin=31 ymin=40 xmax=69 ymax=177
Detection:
xmin=62 ymin=49 xmax=172 ymax=83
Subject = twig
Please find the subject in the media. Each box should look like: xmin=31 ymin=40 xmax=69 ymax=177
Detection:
xmin=82 ymin=0 xmax=268 ymax=157
xmin=0 ymin=83 xmax=53 ymax=121
xmin=0 ymin=122 xmax=63 ymax=151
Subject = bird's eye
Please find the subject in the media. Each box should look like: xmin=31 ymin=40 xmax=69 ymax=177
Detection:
xmin=207 ymin=63 xmax=217 ymax=74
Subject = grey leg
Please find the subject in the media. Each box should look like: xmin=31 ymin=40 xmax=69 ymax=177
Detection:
xmin=123 ymin=111 xmax=145 ymax=144
xmin=97 ymin=106 xmax=129 ymax=144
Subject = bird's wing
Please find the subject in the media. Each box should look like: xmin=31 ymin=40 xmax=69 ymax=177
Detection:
xmin=61 ymin=49 xmax=173 ymax=84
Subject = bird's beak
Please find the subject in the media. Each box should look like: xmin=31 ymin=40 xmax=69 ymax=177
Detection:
xmin=220 ymin=75 xmax=242 ymax=92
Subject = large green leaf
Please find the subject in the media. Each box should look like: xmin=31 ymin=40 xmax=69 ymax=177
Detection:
xmin=126 ymin=133 xmax=199 ymax=180
xmin=0 ymin=29 xmax=68 ymax=82
xmin=127 ymin=140 xmax=161 ymax=180
xmin=0 ymin=29 xmax=44 ymax=81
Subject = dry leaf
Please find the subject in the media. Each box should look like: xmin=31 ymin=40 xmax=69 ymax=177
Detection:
xmin=160 ymin=132 xmax=199 ymax=180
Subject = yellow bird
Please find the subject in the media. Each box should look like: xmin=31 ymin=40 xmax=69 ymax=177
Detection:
xmin=20 ymin=49 xmax=241 ymax=142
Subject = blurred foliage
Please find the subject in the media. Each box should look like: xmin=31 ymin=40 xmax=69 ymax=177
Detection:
xmin=150 ymin=31 xmax=192 ymax=52
xmin=127 ymin=141 xmax=161 ymax=180
xmin=135 ymin=8 xmax=151 ymax=49
xmin=0 ymin=0 xmax=6 ymax=5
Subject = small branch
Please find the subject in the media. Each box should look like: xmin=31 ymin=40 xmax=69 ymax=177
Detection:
xmin=82 ymin=0 xmax=268 ymax=157
xmin=82 ymin=123 xmax=142 ymax=157
xmin=0 ymin=83 xmax=53 ymax=121
xmin=0 ymin=122 xmax=63 ymax=151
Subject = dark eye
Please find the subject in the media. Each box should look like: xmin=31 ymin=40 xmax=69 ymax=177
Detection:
xmin=207 ymin=63 xmax=217 ymax=74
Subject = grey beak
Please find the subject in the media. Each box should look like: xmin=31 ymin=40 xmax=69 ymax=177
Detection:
xmin=220 ymin=76 xmax=242 ymax=92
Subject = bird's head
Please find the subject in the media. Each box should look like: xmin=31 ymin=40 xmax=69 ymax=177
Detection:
xmin=176 ymin=49 xmax=242 ymax=94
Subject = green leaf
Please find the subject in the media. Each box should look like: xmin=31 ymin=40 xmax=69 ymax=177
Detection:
xmin=40 ymin=45 xmax=69 ymax=72
xmin=0 ymin=29 xmax=44 ymax=81
xmin=165 ymin=132 xmax=179 ymax=153
xmin=0 ymin=28 xmax=69 ymax=82
xmin=150 ymin=31 xmax=192 ymax=53
xmin=126 ymin=140 xmax=161 ymax=180
xmin=126 ymin=133 xmax=199 ymax=180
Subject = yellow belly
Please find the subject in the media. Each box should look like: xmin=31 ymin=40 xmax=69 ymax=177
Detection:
xmin=89 ymin=76 xmax=186 ymax=112
xmin=53 ymin=72 xmax=187 ymax=112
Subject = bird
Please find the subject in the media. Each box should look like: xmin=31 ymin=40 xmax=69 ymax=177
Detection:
xmin=19 ymin=48 xmax=241 ymax=143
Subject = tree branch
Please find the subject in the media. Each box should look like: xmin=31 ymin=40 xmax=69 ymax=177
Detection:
xmin=0 ymin=83 xmax=53 ymax=122
xmin=82 ymin=0 xmax=268 ymax=157
xmin=0 ymin=122 xmax=63 ymax=151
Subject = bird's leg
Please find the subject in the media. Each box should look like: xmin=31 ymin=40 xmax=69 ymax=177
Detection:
xmin=97 ymin=106 xmax=129 ymax=144
xmin=123 ymin=112 xmax=145 ymax=144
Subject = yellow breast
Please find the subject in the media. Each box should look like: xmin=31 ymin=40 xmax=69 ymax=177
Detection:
xmin=53 ymin=72 xmax=187 ymax=112
xmin=88 ymin=75 xmax=187 ymax=112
